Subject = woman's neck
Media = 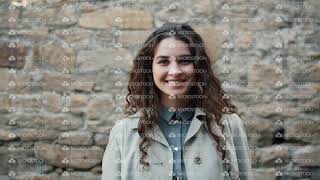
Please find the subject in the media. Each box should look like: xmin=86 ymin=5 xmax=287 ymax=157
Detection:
xmin=160 ymin=94 xmax=192 ymax=109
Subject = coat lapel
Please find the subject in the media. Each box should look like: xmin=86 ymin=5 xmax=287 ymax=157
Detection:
xmin=129 ymin=111 xmax=170 ymax=147
xmin=184 ymin=107 xmax=206 ymax=144
xmin=146 ymin=123 xmax=170 ymax=147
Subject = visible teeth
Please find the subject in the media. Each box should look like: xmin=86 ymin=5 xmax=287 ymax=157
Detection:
xmin=168 ymin=81 xmax=184 ymax=86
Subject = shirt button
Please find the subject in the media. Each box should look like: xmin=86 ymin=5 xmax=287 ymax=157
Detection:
xmin=194 ymin=156 xmax=202 ymax=164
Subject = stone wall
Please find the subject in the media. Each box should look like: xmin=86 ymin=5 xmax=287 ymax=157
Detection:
xmin=0 ymin=0 xmax=319 ymax=180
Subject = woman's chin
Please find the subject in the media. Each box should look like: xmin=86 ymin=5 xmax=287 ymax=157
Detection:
xmin=165 ymin=90 xmax=189 ymax=97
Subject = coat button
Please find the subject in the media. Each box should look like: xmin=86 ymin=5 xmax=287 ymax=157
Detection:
xmin=194 ymin=156 xmax=202 ymax=164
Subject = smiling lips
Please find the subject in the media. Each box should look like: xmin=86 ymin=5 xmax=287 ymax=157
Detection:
xmin=165 ymin=79 xmax=187 ymax=87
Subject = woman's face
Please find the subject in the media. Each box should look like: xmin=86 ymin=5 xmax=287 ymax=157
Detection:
xmin=152 ymin=37 xmax=196 ymax=99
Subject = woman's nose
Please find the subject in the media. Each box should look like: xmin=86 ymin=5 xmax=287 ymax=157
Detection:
xmin=168 ymin=60 xmax=182 ymax=75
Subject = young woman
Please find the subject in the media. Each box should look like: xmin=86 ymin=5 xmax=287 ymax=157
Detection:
xmin=102 ymin=23 xmax=253 ymax=180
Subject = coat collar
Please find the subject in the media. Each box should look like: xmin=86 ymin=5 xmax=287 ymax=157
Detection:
xmin=128 ymin=107 xmax=207 ymax=147
xmin=158 ymin=104 xmax=195 ymax=125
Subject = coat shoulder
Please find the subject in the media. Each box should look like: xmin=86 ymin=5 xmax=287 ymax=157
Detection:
xmin=221 ymin=113 xmax=244 ymax=134
xmin=113 ymin=116 xmax=139 ymax=131
xmin=111 ymin=113 xmax=140 ymax=135
xmin=107 ymin=115 xmax=140 ymax=150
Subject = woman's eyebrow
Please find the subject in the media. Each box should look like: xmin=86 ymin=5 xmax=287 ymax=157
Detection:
xmin=156 ymin=56 xmax=169 ymax=60
xmin=156 ymin=54 xmax=192 ymax=60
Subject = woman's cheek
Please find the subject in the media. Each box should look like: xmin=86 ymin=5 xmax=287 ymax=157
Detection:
xmin=184 ymin=66 xmax=195 ymax=77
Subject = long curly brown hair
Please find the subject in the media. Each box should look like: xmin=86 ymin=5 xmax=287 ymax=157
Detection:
xmin=124 ymin=23 xmax=238 ymax=171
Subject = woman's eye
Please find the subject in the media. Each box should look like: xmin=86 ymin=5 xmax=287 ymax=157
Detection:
xmin=158 ymin=60 xmax=169 ymax=64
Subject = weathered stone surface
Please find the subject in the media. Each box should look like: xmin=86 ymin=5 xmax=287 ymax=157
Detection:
xmin=220 ymin=9 xmax=252 ymax=26
xmin=117 ymin=8 xmax=153 ymax=28
xmin=53 ymin=28 xmax=91 ymax=45
xmin=248 ymin=64 xmax=289 ymax=90
xmin=22 ymin=6 xmax=77 ymax=27
xmin=79 ymin=2 xmax=98 ymax=13
xmin=0 ymin=9 xmax=20 ymax=28
xmin=77 ymin=48 xmax=132 ymax=72
xmin=7 ymin=155 xmax=55 ymax=176
xmin=58 ymin=131 xmax=93 ymax=145
xmin=96 ymin=72 xmax=129 ymax=94
xmin=234 ymin=30 xmax=256 ymax=49
xmin=256 ymin=145 xmax=289 ymax=166
xmin=42 ymin=73 xmax=75 ymax=92
xmin=0 ymin=146 xmax=11 ymax=174
xmin=292 ymin=145 xmax=320 ymax=167
xmin=0 ymin=142 xmax=43 ymax=176
xmin=156 ymin=5 xmax=193 ymax=24
xmin=94 ymin=133 xmax=110 ymax=146
xmin=304 ymin=0 xmax=320 ymax=20
xmin=45 ymin=115 xmax=83 ymax=131
xmin=93 ymin=30 xmax=113 ymax=45
xmin=21 ymin=8 xmax=55 ymax=26
xmin=12 ymin=175 xmax=56 ymax=180
xmin=254 ymin=168 xmax=276 ymax=180
xmin=86 ymin=94 xmax=115 ymax=120
xmin=260 ymin=12 xmax=292 ymax=29
xmin=0 ymin=128 xmax=17 ymax=141
xmin=79 ymin=8 xmax=153 ymax=29
xmin=238 ymin=21 xmax=266 ymax=31
xmin=10 ymin=95 xmax=41 ymax=113
xmin=221 ymin=1 xmax=258 ymax=15
xmin=35 ymin=143 xmax=104 ymax=169
xmin=287 ymin=166 xmax=320 ymax=179
xmin=33 ymin=44 xmax=76 ymax=73
xmin=191 ymin=0 xmax=218 ymax=16
xmin=272 ymin=87 xmax=318 ymax=102
xmin=245 ymin=118 xmax=274 ymax=146
xmin=78 ymin=9 xmax=109 ymax=29
xmin=87 ymin=122 xmax=114 ymax=134
xmin=0 ymin=44 xmax=28 ymax=69
xmin=9 ymin=114 xmax=83 ymax=131
xmin=10 ymin=0 xmax=46 ymax=7
xmin=117 ymin=30 xmax=153 ymax=48
xmin=41 ymin=73 xmax=96 ymax=92
xmin=0 ymin=69 xmax=10 ymax=92
xmin=15 ymin=129 xmax=59 ymax=141
xmin=67 ymin=94 xmax=89 ymax=115
xmin=253 ymin=102 xmax=301 ymax=119
xmin=291 ymin=64 xmax=320 ymax=82
xmin=72 ymin=76 xmax=96 ymax=92
xmin=13 ymin=27 xmax=49 ymax=41
xmin=286 ymin=119 xmax=319 ymax=144
xmin=195 ymin=25 xmax=228 ymax=61
xmin=91 ymin=165 xmax=102 ymax=174
xmin=0 ymin=95 xmax=11 ymax=113
xmin=41 ymin=92 xmax=62 ymax=113
xmin=4 ymin=71 xmax=33 ymax=93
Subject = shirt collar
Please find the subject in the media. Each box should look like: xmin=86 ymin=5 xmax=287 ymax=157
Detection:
xmin=127 ymin=107 xmax=207 ymax=147
xmin=128 ymin=107 xmax=207 ymax=130
xmin=157 ymin=104 xmax=195 ymax=124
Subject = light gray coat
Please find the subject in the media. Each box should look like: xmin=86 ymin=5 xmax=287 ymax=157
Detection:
xmin=101 ymin=108 xmax=254 ymax=180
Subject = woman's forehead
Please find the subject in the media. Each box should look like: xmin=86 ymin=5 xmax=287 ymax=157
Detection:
xmin=154 ymin=37 xmax=191 ymax=57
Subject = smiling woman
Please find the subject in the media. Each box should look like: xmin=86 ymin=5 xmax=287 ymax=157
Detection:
xmin=101 ymin=23 xmax=254 ymax=180
xmin=152 ymin=37 xmax=196 ymax=108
